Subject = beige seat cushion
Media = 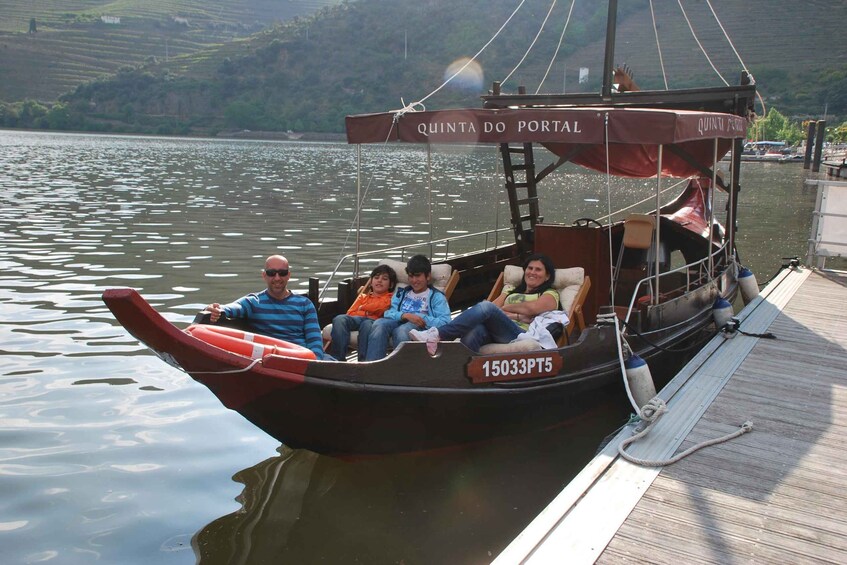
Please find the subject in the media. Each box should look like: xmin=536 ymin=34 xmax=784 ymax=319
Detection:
xmin=502 ymin=265 xmax=584 ymax=313
xmin=377 ymin=258 xmax=453 ymax=293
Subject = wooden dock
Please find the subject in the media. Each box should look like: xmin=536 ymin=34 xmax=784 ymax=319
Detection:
xmin=495 ymin=266 xmax=847 ymax=564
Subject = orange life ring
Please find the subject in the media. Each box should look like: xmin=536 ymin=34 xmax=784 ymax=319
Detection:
xmin=185 ymin=324 xmax=317 ymax=360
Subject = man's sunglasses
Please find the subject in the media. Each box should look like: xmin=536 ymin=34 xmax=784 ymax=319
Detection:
xmin=264 ymin=268 xmax=289 ymax=277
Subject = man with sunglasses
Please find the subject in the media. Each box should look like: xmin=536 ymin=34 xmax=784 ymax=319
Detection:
xmin=206 ymin=255 xmax=325 ymax=359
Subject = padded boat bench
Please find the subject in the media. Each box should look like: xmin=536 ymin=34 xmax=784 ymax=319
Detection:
xmin=322 ymin=258 xmax=459 ymax=351
xmin=478 ymin=266 xmax=590 ymax=354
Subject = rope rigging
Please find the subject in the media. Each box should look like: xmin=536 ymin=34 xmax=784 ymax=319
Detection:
xmin=536 ymin=0 xmax=577 ymax=94
xmin=648 ymin=0 xmax=668 ymax=90
xmin=402 ymin=0 xmax=528 ymax=113
xmin=319 ymin=119 xmax=400 ymax=305
xmin=705 ymin=0 xmax=750 ymax=73
xmin=676 ymin=0 xmax=729 ymax=86
xmin=502 ymin=0 xmax=559 ymax=88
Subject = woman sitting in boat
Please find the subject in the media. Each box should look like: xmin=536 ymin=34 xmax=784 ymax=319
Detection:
xmin=327 ymin=264 xmax=398 ymax=361
xmin=410 ymin=253 xmax=560 ymax=353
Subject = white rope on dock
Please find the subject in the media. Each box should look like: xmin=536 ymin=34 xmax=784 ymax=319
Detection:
xmin=618 ymin=397 xmax=753 ymax=467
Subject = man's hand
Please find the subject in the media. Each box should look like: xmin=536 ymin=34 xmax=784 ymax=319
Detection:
xmin=207 ymin=303 xmax=223 ymax=323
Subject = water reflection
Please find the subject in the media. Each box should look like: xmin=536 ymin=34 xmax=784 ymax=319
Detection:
xmin=194 ymin=402 xmax=623 ymax=564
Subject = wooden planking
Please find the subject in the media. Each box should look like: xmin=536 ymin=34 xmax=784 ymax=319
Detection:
xmin=494 ymin=267 xmax=810 ymax=563
xmin=495 ymin=268 xmax=847 ymax=564
xmin=598 ymin=270 xmax=847 ymax=564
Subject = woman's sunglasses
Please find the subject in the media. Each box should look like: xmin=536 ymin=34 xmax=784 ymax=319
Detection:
xmin=264 ymin=268 xmax=289 ymax=277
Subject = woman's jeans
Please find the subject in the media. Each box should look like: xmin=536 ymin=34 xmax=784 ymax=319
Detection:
xmin=438 ymin=301 xmax=522 ymax=352
xmin=329 ymin=315 xmax=375 ymax=361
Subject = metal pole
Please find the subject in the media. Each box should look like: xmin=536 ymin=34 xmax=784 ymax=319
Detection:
xmin=812 ymin=120 xmax=826 ymax=173
xmin=355 ymin=144 xmax=361 ymax=278
xmin=709 ymin=139 xmax=717 ymax=279
xmin=654 ymin=145 xmax=662 ymax=305
xmin=428 ymin=144 xmax=433 ymax=258
xmin=728 ymin=138 xmax=740 ymax=259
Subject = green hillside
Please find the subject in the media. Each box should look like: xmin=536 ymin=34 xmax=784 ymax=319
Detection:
xmin=2 ymin=0 xmax=845 ymax=135
xmin=0 ymin=0 xmax=341 ymax=101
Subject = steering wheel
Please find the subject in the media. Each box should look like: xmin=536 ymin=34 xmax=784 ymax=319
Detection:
xmin=573 ymin=217 xmax=603 ymax=228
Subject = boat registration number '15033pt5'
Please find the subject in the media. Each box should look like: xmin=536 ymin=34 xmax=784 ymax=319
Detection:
xmin=466 ymin=352 xmax=563 ymax=384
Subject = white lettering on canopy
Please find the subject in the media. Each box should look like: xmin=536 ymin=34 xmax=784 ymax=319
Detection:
xmin=698 ymin=115 xmax=746 ymax=137
xmin=414 ymin=118 xmax=583 ymax=137
xmin=518 ymin=120 xmax=582 ymax=133
xmin=483 ymin=121 xmax=506 ymax=133
xmin=417 ymin=121 xmax=478 ymax=136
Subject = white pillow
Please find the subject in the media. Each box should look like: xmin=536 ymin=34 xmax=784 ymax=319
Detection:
xmin=559 ymin=285 xmax=580 ymax=313
xmin=378 ymin=258 xmax=452 ymax=292
xmin=429 ymin=263 xmax=453 ymax=291
xmin=503 ymin=265 xmax=584 ymax=291
xmin=552 ymin=267 xmax=584 ymax=289
xmin=377 ymin=259 xmax=408 ymax=285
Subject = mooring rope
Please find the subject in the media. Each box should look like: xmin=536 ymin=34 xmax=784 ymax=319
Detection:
xmin=618 ymin=397 xmax=754 ymax=466
xmin=720 ymin=320 xmax=777 ymax=340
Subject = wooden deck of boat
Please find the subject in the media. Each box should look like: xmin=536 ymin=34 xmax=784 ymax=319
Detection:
xmin=495 ymin=267 xmax=847 ymax=564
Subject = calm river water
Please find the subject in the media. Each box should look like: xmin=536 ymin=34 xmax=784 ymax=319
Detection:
xmin=0 ymin=130 xmax=822 ymax=564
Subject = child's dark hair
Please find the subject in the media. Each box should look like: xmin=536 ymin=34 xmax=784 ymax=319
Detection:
xmin=370 ymin=264 xmax=398 ymax=291
xmin=405 ymin=254 xmax=431 ymax=275
xmin=510 ymin=253 xmax=556 ymax=295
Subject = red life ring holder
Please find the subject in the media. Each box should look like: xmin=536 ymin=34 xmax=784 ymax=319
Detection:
xmin=185 ymin=324 xmax=317 ymax=360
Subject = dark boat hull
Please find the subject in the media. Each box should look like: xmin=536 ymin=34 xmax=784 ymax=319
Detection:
xmin=102 ymin=283 xmax=720 ymax=455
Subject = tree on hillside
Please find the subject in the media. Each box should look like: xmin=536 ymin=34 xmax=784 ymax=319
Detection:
xmin=19 ymin=99 xmax=48 ymax=126
xmin=29 ymin=18 xmax=37 ymax=34
xmin=0 ymin=103 xmax=20 ymax=127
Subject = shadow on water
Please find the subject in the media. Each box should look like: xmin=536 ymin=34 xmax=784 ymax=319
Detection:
xmin=193 ymin=399 xmax=628 ymax=564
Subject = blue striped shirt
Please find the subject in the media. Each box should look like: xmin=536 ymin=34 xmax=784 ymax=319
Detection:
xmin=222 ymin=290 xmax=325 ymax=359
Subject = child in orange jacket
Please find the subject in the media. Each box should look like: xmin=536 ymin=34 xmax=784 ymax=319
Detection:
xmin=327 ymin=264 xmax=397 ymax=361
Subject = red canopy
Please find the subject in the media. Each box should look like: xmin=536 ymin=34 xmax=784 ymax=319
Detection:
xmin=345 ymin=107 xmax=747 ymax=178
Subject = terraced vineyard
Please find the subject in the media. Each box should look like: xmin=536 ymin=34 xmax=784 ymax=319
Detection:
xmin=0 ymin=0 xmax=340 ymax=101
xmin=557 ymin=0 xmax=846 ymax=93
